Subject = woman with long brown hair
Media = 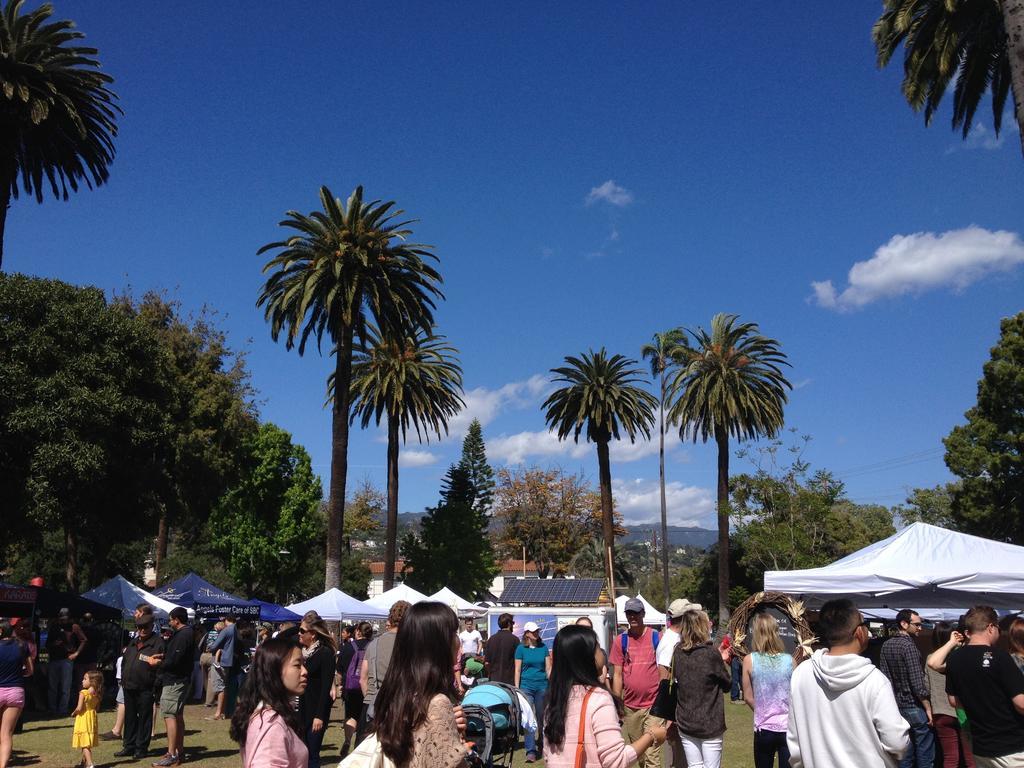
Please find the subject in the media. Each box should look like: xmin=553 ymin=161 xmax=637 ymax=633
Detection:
xmin=298 ymin=617 xmax=338 ymax=768
xmin=672 ymin=610 xmax=730 ymax=768
xmin=372 ymin=602 xmax=467 ymax=768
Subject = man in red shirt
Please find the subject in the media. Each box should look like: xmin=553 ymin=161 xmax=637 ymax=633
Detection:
xmin=610 ymin=598 xmax=663 ymax=768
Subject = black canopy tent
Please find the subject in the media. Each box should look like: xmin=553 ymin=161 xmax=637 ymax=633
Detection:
xmin=0 ymin=583 xmax=122 ymax=621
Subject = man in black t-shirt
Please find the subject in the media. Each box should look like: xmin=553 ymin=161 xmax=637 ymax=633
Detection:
xmin=946 ymin=605 xmax=1024 ymax=767
xmin=484 ymin=612 xmax=519 ymax=685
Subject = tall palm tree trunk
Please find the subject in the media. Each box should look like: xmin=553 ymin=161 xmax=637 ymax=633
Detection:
xmin=596 ymin=440 xmax=617 ymax=600
xmin=384 ymin=414 xmax=400 ymax=591
xmin=64 ymin=523 xmax=79 ymax=591
xmin=326 ymin=325 xmax=355 ymax=590
xmin=0 ymin=176 xmax=9 ymax=271
xmin=658 ymin=376 xmax=670 ymax=611
xmin=154 ymin=506 xmax=168 ymax=585
xmin=715 ymin=425 xmax=731 ymax=623
xmin=1001 ymin=0 xmax=1024 ymax=157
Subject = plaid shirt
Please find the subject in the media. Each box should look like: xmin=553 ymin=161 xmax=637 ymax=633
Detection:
xmin=880 ymin=634 xmax=930 ymax=708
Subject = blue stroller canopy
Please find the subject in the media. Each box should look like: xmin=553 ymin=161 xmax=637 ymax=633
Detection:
xmin=463 ymin=684 xmax=515 ymax=730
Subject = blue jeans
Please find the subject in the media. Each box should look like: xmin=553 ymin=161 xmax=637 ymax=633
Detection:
xmin=47 ymin=658 xmax=73 ymax=712
xmin=522 ymin=686 xmax=546 ymax=756
xmin=306 ymin=721 xmax=327 ymax=768
xmin=730 ymin=656 xmax=742 ymax=701
xmin=898 ymin=705 xmax=935 ymax=768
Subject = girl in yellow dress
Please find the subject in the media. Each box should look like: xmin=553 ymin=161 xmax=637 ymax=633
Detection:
xmin=71 ymin=670 xmax=103 ymax=768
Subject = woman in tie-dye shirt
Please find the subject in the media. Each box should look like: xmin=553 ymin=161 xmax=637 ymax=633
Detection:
xmin=741 ymin=613 xmax=795 ymax=768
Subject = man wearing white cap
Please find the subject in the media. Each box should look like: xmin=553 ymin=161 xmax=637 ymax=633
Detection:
xmin=610 ymin=598 xmax=663 ymax=768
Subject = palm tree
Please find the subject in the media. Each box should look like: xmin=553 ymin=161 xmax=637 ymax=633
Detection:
xmin=668 ymin=314 xmax=790 ymax=623
xmin=543 ymin=349 xmax=657 ymax=599
xmin=346 ymin=325 xmax=464 ymax=591
xmin=0 ymin=0 xmax=121 ymax=269
xmin=873 ymin=0 xmax=1024 ymax=157
xmin=258 ymin=186 xmax=443 ymax=590
xmin=641 ymin=328 xmax=687 ymax=612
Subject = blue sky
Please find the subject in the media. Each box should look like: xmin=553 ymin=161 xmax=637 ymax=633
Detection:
xmin=8 ymin=3 xmax=1022 ymax=530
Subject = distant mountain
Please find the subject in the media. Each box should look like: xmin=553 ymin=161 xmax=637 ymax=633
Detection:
xmin=396 ymin=513 xmax=716 ymax=550
xmin=620 ymin=525 xmax=717 ymax=550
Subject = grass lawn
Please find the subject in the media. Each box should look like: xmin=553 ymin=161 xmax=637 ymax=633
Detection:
xmin=12 ymin=698 xmax=760 ymax=768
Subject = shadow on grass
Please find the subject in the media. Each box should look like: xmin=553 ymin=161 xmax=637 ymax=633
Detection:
xmin=11 ymin=749 xmax=42 ymax=765
xmin=187 ymin=746 xmax=239 ymax=759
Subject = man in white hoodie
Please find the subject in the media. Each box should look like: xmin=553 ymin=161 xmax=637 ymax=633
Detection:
xmin=787 ymin=599 xmax=910 ymax=768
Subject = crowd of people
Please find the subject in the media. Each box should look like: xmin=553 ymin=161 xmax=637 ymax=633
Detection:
xmin=1 ymin=597 xmax=1024 ymax=768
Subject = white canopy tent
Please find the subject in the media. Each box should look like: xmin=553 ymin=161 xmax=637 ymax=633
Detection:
xmin=615 ymin=593 xmax=664 ymax=625
xmin=286 ymin=588 xmax=386 ymax=622
xmin=430 ymin=587 xmax=487 ymax=617
xmin=365 ymin=583 xmax=429 ymax=611
xmin=764 ymin=522 xmax=1024 ymax=610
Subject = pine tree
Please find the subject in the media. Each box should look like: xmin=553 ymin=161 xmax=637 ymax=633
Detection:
xmin=402 ymin=463 xmax=498 ymax=596
xmin=944 ymin=312 xmax=1024 ymax=542
xmin=459 ymin=418 xmax=496 ymax=514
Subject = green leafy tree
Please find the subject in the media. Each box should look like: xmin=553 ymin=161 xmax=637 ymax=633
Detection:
xmin=402 ymin=464 xmax=498 ymax=596
xmin=492 ymin=466 xmax=620 ymax=578
xmin=543 ymin=349 xmax=657 ymax=598
xmin=126 ymin=292 xmax=258 ymax=583
xmin=0 ymin=0 xmax=121 ymax=269
xmin=258 ymin=186 xmax=443 ymax=590
xmin=343 ymin=478 xmax=384 ymax=548
xmin=348 ymin=326 xmax=463 ymax=590
xmin=208 ymin=423 xmax=323 ymax=601
xmin=459 ymin=418 xmax=495 ymax=514
xmin=691 ymin=542 xmax=760 ymax=621
xmin=730 ymin=435 xmax=895 ymax=581
xmin=873 ymin=0 xmax=1024 ymax=157
xmin=0 ymin=274 xmax=171 ymax=589
xmin=641 ymin=328 xmax=687 ymax=611
xmin=894 ymin=483 xmax=958 ymax=528
xmin=668 ymin=313 xmax=791 ymax=622
xmin=944 ymin=312 xmax=1024 ymax=541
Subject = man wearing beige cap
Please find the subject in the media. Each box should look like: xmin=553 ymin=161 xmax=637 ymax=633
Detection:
xmin=610 ymin=598 xmax=663 ymax=768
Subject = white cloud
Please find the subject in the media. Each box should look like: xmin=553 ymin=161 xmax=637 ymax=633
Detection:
xmin=487 ymin=429 xmax=669 ymax=465
xmin=963 ymin=122 xmax=1005 ymax=151
xmin=609 ymin=438 xmax=662 ymax=463
xmin=445 ymin=374 xmax=549 ymax=440
xmin=612 ymin=477 xmax=715 ymax=527
xmin=488 ymin=430 xmax=591 ymax=464
xmin=585 ymin=180 xmax=633 ymax=207
xmin=399 ymin=449 xmax=439 ymax=468
xmin=811 ymin=226 xmax=1024 ymax=311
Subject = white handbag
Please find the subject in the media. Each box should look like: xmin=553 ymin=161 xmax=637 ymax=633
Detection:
xmin=338 ymin=734 xmax=396 ymax=768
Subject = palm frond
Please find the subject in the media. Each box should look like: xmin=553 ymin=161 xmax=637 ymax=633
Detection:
xmin=0 ymin=0 xmax=121 ymax=203
xmin=542 ymin=348 xmax=657 ymax=446
xmin=668 ymin=313 xmax=792 ymax=445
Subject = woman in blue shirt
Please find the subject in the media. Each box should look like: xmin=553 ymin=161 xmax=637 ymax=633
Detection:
xmin=514 ymin=622 xmax=552 ymax=763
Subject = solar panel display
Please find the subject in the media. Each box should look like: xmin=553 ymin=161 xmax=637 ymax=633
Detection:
xmin=500 ymin=578 xmax=605 ymax=605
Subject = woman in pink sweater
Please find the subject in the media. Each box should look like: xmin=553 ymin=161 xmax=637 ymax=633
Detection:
xmin=230 ymin=637 xmax=310 ymax=768
xmin=543 ymin=626 xmax=667 ymax=768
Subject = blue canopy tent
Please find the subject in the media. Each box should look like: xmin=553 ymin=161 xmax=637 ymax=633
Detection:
xmin=251 ymin=600 xmax=300 ymax=623
xmin=82 ymin=575 xmax=192 ymax=620
xmin=153 ymin=572 xmax=261 ymax=619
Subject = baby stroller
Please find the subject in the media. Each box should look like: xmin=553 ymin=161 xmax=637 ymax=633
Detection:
xmin=461 ymin=682 xmax=525 ymax=767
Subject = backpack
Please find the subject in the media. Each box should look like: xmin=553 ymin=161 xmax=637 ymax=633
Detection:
xmin=345 ymin=641 xmax=366 ymax=691
xmin=620 ymin=629 xmax=659 ymax=661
